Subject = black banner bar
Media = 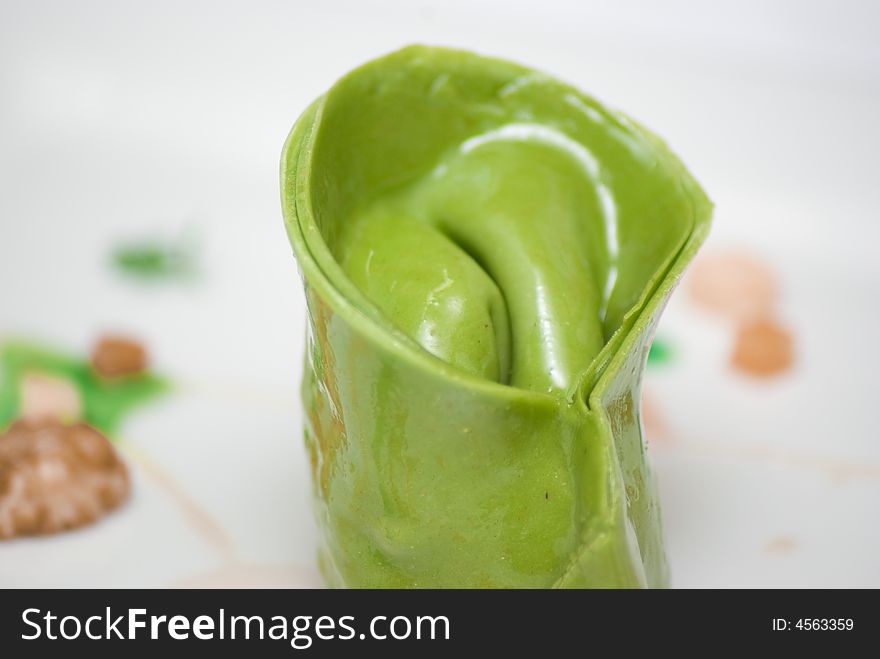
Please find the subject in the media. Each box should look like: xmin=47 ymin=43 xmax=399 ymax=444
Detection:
xmin=0 ymin=589 xmax=869 ymax=655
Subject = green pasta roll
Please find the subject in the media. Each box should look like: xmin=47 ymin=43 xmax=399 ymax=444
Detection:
xmin=281 ymin=46 xmax=711 ymax=588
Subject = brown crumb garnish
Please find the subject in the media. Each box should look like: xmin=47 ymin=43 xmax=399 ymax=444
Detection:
xmin=91 ymin=335 xmax=148 ymax=378
xmin=730 ymin=318 xmax=794 ymax=378
xmin=0 ymin=419 xmax=130 ymax=539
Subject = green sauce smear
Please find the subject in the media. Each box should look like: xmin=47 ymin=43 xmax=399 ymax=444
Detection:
xmin=0 ymin=341 xmax=168 ymax=436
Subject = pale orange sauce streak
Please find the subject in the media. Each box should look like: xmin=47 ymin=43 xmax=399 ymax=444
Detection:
xmin=127 ymin=445 xmax=234 ymax=559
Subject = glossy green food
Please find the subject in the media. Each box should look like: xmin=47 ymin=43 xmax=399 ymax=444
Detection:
xmin=281 ymin=46 xmax=711 ymax=588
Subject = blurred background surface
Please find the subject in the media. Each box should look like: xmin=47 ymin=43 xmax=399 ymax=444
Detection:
xmin=0 ymin=0 xmax=878 ymax=587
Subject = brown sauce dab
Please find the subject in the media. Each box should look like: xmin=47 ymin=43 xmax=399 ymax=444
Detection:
xmin=91 ymin=335 xmax=149 ymax=378
xmin=730 ymin=318 xmax=794 ymax=378
xmin=688 ymin=249 xmax=797 ymax=378
xmin=688 ymin=250 xmax=777 ymax=321
xmin=0 ymin=419 xmax=129 ymax=539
